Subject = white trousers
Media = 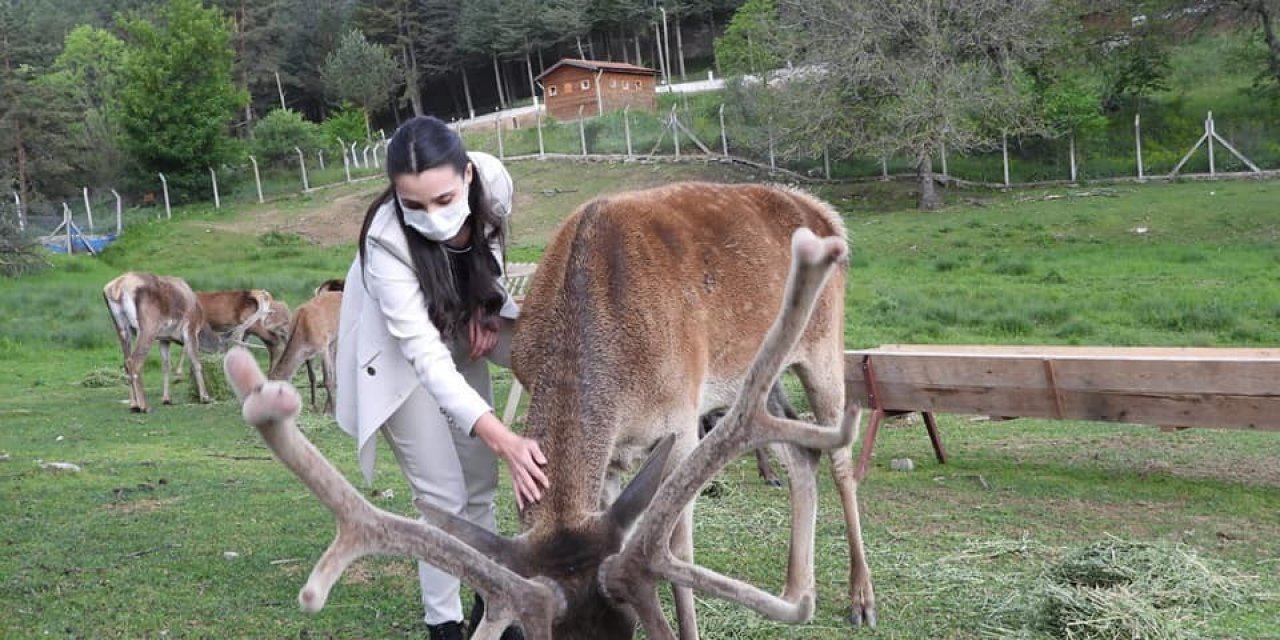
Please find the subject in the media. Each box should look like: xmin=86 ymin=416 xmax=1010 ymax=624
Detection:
xmin=381 ymin=319 xmax=514 ymax=625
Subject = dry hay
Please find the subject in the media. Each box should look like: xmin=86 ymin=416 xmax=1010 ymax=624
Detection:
xmin=187 ymin=353 xmax=234 ymax=403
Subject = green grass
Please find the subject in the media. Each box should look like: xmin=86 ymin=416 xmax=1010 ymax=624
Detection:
xmin=2 ymin=161 xmax=1279 ymax=638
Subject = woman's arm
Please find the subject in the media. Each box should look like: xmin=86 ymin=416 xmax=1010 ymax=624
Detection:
xmin=471 ymin=412 xmax=548 ymax=511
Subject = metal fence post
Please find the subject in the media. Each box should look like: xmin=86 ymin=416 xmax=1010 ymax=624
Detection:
xmin=940 ymin=139 xmax=948 ymax=179
xmin=579 ymin=105 xmax=587 ymax=156
xmin=496 ymin=113 xmax=505 ymax=160
xmin=342 ymin=146 xmax=352 ymax=183
xmin=295 ymin=147 xmax=310 ymax=192
xmin=82 ymin=187 xmax=94 ymax=231
xmin=362 ymin=144 xmax=372 ymax=169
xmin=672 ymin=105 xmax=681 ymax=158
xmin=111 ymin=189 xmax=122 ymax=236
xmin=158 ymin=173 xmax=172 ymax=220
xmin=1135 ymin=113 xmax=1144 ymax=180
xmin=1206 ymin=112 xmax=1216 ymax=176
xmin=823 ymin=147 xmax=831 ymax=180
xmin=249 ymin=155 xmax=264 ymax=203
xmin=1002 ymin=131 xmax=1010 ymax=187
xmin=536 ymin=105 xmax=545 ymax=159
xmin=62 ymin=203 xmax=72 ymax=254
xmin=10 ymin=191 xmax=22 ymax=231
xmin=350 ymin=141 xmax=361 ymax=169
xmin=719 ymin=103 xmax=728 ymax=156
xmin=209 ymin=167 xmax=220 ymax=208
xmin=624 ymin=105 xmax=632 ymax=158
xmin=318 ymin=150 xmax=325 ymax=171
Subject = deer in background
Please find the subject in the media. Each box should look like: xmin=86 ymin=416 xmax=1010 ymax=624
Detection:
xmin=244 ymin=300 xmax=292 ymax=371
xmin=103 ymin=272 xmax=212 ymax=412
xmin=268 ymin=291 xmax=342 ymax=413
xmin=224 ymin=182 xmax=874 ymax=639
xmin=175 ymin=288 xmax=275 ymax=378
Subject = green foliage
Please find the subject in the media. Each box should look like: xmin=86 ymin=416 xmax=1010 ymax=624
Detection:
xmin=115 ymin=0 xmax=248 ymax=201
xmin=0 ymin=218 xmax=50 ymax=278
xmin=251 ymin=109 xmax=323 ymax=166
xmin=714 ymin=0 xmax=781 ymax=76
xmin=320 ymin=104 xmax=370 ymax=147
xmin=320 ymin=29 xmax=399 ymax=125
xmin=1038 ymin=73 xmax=1108 ymax=139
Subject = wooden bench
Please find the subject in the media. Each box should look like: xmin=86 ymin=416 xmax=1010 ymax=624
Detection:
xmin=845 ymin=345 xmax=1280 ymax=478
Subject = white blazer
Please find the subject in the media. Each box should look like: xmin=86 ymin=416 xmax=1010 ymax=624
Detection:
xmin=335 ymin=151 xmax=518 ymax=484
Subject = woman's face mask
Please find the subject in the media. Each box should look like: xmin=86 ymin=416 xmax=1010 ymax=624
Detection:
xmin=393 ymin=163 xmax=473 ymax=242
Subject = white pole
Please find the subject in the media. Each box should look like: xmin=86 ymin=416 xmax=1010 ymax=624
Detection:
xmin=295 ymin=147 xmax=310 ymax=192
xmin=880 ymin=156 xmax=888 ymax=180
xmin=624 ymin=105 xmax=632 ymax=157
xmin=496 ymin=114 xmax=505 ymax=159
xmin=317 ymin=150 xmax=325 ymax=171
xmin=1069 ymin=135 xmax=1078 ymax=183
xmin=336 ymin=137 xmax=347 ymax=167
xmin=579 ymin=105 xmax=587 ymax=156
xmin=719 ymin=103 xmax=728 ymax=156
xmin=249 ymin=155 xmax=264 ymax=203
xmin=1135 ymin=113 xmax=1144 ymax=180
xmin=350 ymin=141 xmax=360 ymax=168
xmin=940 ymin=140 xmax=948 ymax=179
xmin=342 ymin=148 xmax=352 ymax=183
xmin=209 ymin=167 xmax=220 ymax=208
xmin=158 ymin=173 xmax=171 ymax=220
xmin=672 ymin=105 xmax=681 ymax=158
xmin=63 ymin=203 xmax=72 ymax=254
xmin=363 ymin=144 xmax=373 ymax=168
xmin=1002 ymin=131 xmax=1010 ymax=187
xmin=660 ymin=7 xmax=672 ymax=89
xmin=82 ymin=187 xmax=94 ymax=232
xmin=536 ymin=104 xmax=545 ymax=159
xmin=823 ymin=147 xmax=830 ymax=180
xmin=654 ymin=22 xmax=668 ymax=86
xmin=10 ymin=191 xmax=21 ymax=232
xmin=274 ymin=71 xmax=286 ymax=110
xmin=1206 ymin=112 xmax=1215 ymax=176
xmin=111 ymin=189 xmax=122 ymax=236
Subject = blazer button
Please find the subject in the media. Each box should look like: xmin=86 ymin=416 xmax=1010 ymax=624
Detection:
xmin=366 ymin=366 xmax=376 ymax=376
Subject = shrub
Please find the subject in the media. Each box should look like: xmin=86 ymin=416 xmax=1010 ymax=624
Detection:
xmin=252 ymin=109 xmax=324 ymax=167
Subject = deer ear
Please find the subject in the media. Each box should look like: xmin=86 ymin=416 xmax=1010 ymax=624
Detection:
xmin=606 ymin=433 xmax=676 ymax=533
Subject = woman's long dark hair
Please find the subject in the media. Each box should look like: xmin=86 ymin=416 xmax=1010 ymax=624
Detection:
xmin=358 ymin=116 xmax=507 ymax=339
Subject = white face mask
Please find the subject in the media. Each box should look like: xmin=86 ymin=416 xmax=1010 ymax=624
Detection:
xmin=398 ymin=191 xmax=471 ymax=242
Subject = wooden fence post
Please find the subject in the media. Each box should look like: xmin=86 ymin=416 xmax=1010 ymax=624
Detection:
xmin=158 ymin=173 xmax=171 ymax=220
xmin=111 ymin=189 xmax=122 ymax=236
xmin=209 ymin=167 xmax=220 ymax=209
xmin=295 ymin=147 xmax=310 ymax=192
xmin=249 ymin=155 xmax=264 ymax=203
xmin=1135 ymin=113 xmax=1144 ymax=180
xmin=624 ymin=105 xmax=633 ymax=158
xmin=82 ymin=187 xmax=94 ymax=231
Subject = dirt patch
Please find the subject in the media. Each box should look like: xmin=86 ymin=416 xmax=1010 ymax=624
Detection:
xmin=206 ymin=183 xmax=382 ymax=247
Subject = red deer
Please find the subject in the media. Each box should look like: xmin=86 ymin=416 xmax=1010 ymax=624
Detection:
xmin=244 ymin=300 xmax=292 ymax=371
xmin=103 ymin=272 xmax=212 ymax=412
xmin=268 ymin=291 xmax=341 ymax=413
xmin=225 ymin=182 xmax=873 ymax=638
xmin=197 ymin=289 xmax=273 ymax=344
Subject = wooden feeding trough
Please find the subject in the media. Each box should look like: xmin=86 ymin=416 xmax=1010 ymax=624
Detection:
xmin=844 ymin=345 xmax=1280 ymax=477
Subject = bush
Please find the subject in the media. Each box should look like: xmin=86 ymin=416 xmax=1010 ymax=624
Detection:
xmin=0 ymin=218 xmax=50 ymax=278
xmin=321 ymin=105 xmax=370 ymax=149
xmin=253 ymin=109 xmax=324 ymax=167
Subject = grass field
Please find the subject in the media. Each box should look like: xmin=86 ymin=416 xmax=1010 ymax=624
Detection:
xmin=2 ymin=160 xmax=1278 ymax=638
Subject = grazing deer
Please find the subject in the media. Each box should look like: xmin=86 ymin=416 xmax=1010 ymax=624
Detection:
xmin=314 ymin=278 xmax=345 ymax=294
xmin=268 ymin=291 xmax=342 ymax=413
xmin=245 ymin=300 xmax=292 ymax=371
xmin=224 ymin=182 xmax=873 ymax=639
xmin=103 ymin=272 xmax=212 ymax=412
xmin=197 ymin=289 xmax=273 ymax=344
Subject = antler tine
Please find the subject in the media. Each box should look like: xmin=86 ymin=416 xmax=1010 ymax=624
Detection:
xmin=600 ymin=228 xmax=851 ymax=635
xmin=222 ymin=348 xmax=560 ymax=639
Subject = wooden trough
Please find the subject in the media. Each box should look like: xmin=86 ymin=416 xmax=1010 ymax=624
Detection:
xmin=845 ymin=345 xmax=1280 ymax=478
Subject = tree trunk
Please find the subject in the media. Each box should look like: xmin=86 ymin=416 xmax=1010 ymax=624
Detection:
xmin=526 ymin=49 xmax=536 ymax=101
xmin=918 ymin=153 xmax=942 ymax=210
xmin=635 ymin=35 xmax=643 ymax=67
xmin=576 ymin=36 xmax=585 ymax=59
xmin=1 ymin=43 xmax=29 ymax=209
xmin=492 ymin=54 xmax=507 ymax=109
xmin=1252 ymin=1 xmax=1280 ymax=86
xmin=405 ymin=45 xmax=424 ymax=116
xmin=538 ymin=48 xmax=545 ymax=74
xmin=462 ymin=68 xmax=475 ymax=119
xmin=618 ymin=27 xmax=628 ymax=63
xmin=675 ymin=16 xmax=686 ymax=82
xmin=708 ymin=13 xmax=721 ymax=76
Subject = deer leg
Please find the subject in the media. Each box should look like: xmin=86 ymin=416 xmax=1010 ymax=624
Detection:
xmin=305 ymin=358 xmax=318 ymax=411
xmin=126 ymin=328 xmax=158 ymax=413
xmin=776 ymin=443 xmax=821 ymax=604
xmin=320 ymin=344 xmax=336 ymax=415
xmin=159 ymin=340 xmax=174 ymax=405
xmin=795 ymin=359 xmax=876 ymax=627
xmin=668 ymin=430 xmax=700 ymax=640
xmin=183 ymin=331 xmax=211 ymax=403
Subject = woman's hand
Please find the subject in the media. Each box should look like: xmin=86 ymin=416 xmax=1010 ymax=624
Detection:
xmin=468 ymin=309 xmax=500 ymax=361
xmin=472 ymin=412 xmax=549 ymax=511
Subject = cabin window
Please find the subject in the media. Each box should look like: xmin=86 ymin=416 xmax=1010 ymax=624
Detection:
xmin=581 ymin=79 xmax=591 ymax=90
xmin=634 ymin=80 xmax=642 ymax=89
xmin=610 ymin=79 xmax=617 ymax=88
xmin=548 ymin=85 xmax=558 ymax=97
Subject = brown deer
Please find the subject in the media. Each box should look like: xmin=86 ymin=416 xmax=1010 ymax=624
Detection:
xmin=224 ymin=182 xmax=874 ymax=639
xmin=174 ymin=289 xmax=275 ymax=377
xmin=268 ymin=291 xmax=342 ymax=413
xmin=244 ymin=300 xmax=292 ymax=371
xmin=314 ymin=278 xmax=345 ymax=294
xmin=699 ymin=382 xmax=797 ymax=488
xmin=103 ymin=272 xmax=212 ymax=412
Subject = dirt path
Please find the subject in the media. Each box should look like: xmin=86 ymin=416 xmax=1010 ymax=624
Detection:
xmin=206 ymin=183 xmax=383 ymax=247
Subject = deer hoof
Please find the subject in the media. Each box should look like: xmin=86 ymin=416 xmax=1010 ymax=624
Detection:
xmin=764 ymin=477 xmax=785 ymax=488
xmin=849 ymin=606 xmax=877 ymax=628
xmin=162 ymin=398 xmax=173 ymax=405
xmin=199 ymin=396 xmax=212 ymax=404
xmin=130 ymin=406 xmax=143 ymax=413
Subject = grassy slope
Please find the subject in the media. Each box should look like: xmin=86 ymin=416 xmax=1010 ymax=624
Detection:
xmin=1 ymin=162 xmax=1278 ymax=638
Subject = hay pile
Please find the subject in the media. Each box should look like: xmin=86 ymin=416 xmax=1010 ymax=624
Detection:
xmin=81 ymin=367 xmax=126 ymax=388
xmin=1032 ymin=538 xmax=1250 ymax=640
xmin=187 ymin=353 xmax=235 ymax=403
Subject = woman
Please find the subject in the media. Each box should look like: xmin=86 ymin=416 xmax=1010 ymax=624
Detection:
xmin=335 ymin=116 xmax=546 ymax=640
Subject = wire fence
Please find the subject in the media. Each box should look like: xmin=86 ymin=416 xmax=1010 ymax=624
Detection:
xmin=7 ymin=99 xmax=1279 ymax=254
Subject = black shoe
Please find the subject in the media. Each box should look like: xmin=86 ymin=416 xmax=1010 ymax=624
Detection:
xmin=466 ymin=594 xmax=525 ymax=640
xmin=427 ymin=620 xmax=466 ymax=640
